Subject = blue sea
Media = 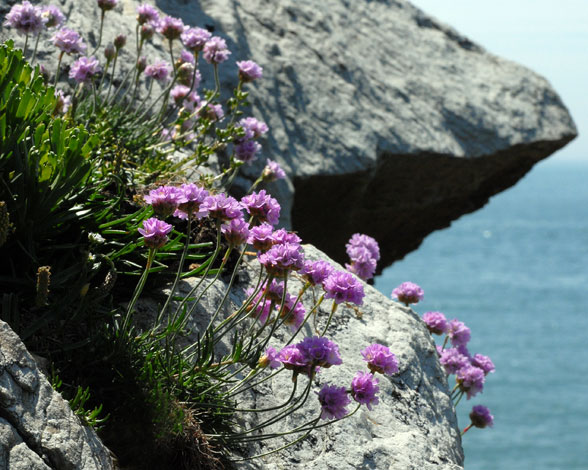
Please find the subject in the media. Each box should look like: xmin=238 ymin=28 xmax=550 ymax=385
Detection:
xmin=374 ymin=158 xmax=588 ymax=469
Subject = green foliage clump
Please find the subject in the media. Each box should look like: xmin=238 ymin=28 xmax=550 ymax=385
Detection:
xmin=0 ymin=41 xmax=98 ymax=296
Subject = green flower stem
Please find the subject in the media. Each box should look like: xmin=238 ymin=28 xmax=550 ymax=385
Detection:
xmin=23 ymin=34 xmax=29 ymax=57
xmin=450 ymin=382 xmax=460 ymax=396
xmin=247 ymin=175 xmax=264 ymax=194
xmin=199 ymin=245 xmax=235 ymax=332
xmin=156 ymin=216 xmax=192 ymax=325
xmin=70 ymin=82 xmax=84 ymax=120
xmin=144 ymin=63 xmax=222 ymax=148
xmin=104 ymin=53 xmax=118 ymax=103
xmin=31 ymin=33 xmax=41 ymax=62
xmin=105 ymin=61 xmax=135 ymax=108
xmin=106 ymin=44 xmax=148 ymax=109
xmin=168 ymin=39 xmax=176 ymax=77
xmin=453 ymin=390 xmax=464 ymax=407
xmin=228 ymin=422 xmax=317 ymax=461
xmin=243 ymin=280 xmax=314 ymax=360
xmin=441 ymin=335 xmax=449 ymax=351
xmin=247 ymin=281 xmax=312 ymax=353
xmin=191 ymin=64 xmax=221 ymax=121
xmin=213 ymin=63 xmax=221 ymax=96
xmin=126 ymin=27 xmax=143 ymax=103
xmin=130 ymin=78 xmax=153 ymax=117
xmin=320 ymin=300 xmax=339 ymax=336
xmin=133 ymin=76 xmax=177 ymax=125
xmin=171 ymin=221 xmax=223 ymax=327
xmin=54 ymin=51 xmax=64 ymax=87
xmin=226 ymin=376 xmax=313 ymax=439
xmin=271 ymin=403 xmax=362 ymax=437
xmin=225 ymin=80 xmax=243 ymax=128
xmin=224 ymin=164 xmax=242 ymax=191
xmin=182 ymin=243 xmax=229 ymax=317
xmin=119 ymin=247 xmax=156 ymax=342
xmin=196 ymin=362 xmax=253 ymax=397
xmin=97 ymin=58 xmax=112 ymax=95
xmin=284 ymin=291 xmax=324 ymax=347
xmin=461 ymin=424 xmax=473 ymax=436
xmin=134 ymin=23 xmax=140 ymax=54
xmin=90 ymin=82 xmax=98 ymax=116
xmin=128 ymin=66 xmax=142 ymax=107
xmin=243 ymin=277 xmax=289 ymax=355
xmin=91 ymin=11 xmax=106 ymax=55
xmin=213 ymin=270 xmax=268 ymax=335
xmin=186 ymin=51 xmax=200 ymax=96
xmin=225 ymin=365 xmax=285 ymax=398
xmin=228 ymin=378 xmax=298 ymax=414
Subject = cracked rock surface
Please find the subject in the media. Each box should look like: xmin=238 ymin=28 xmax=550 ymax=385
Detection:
xmin=0 ymin=321 xmax=114 ymax=470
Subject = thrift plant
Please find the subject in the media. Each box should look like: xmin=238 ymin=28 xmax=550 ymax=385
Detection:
xmin=417 ymin=300 xmax=495 ymax=437
xmin=0 ymin=2 xmax=404 ymax=467
xmin=0 ymin=1 xmax=493 ymax=466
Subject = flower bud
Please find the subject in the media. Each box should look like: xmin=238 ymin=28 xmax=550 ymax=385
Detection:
xmin=140 ymin=23 xmax=155 ymax=41
xmin=104 ymin=43 xmax=116 ymax=61
xmin=114 ymin=34 xmax=126 ymax=50
xmin=177 ymin=62 xmax=194 ymax=86
xmin=97 ymin=0 xmax=118 ymax=12
xmin=35 ymin=266 xmax=51 ymax=307
xmin=38 ymin=64 xmax=50 ymax=84
xmin=0 ymin=201 xmax=13 ymax=247
xmin=136 ymin=56 xmax=147 ymax=73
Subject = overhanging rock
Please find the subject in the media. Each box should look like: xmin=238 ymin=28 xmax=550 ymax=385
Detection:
xmin=159 ymin=0 xmax=577 ymax=268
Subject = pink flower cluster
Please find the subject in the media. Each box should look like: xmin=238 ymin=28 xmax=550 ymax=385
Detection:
xmin=345 ymin=233 xmax=380 ymax=281
xmin=317 ymin=342 xmax=398 ymax=420
xmin=425 ymin=311 xmax=494 ymax=401
xmin=234 ymin=117 xmax=269 ymax=164
xmin=52 ymin=28 xmax=86 ymax=55
xmin=236 ymin=60 xmax=263 ymax=82
xmin=278 ymin=336 xmax=342 ymax=378
xmin=262 ymin=159 xmax=286 ymax=182
xmin=300 ymin=260 xmax=365 ymax=307
xmin=245 ymin=279 xmax=306 ymax=332
xmin=69 ymin=56 xmax=101 ymax=83
xmin=4 ymin=1 xmax=45 ymax=36
xmin=391 ymin=281 xmax=424 ymax=306
xmin=138 ymin=217 xmax=172 ymax=249
xmin=241 ymin=190 xmax=280 ymax=226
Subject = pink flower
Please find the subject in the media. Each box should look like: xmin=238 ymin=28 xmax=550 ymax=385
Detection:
xmin=350 ymin=372 xmax=380 ymax=410
xmin=237 ymin=60 xmax=263 ymax=82
xmin=138 ymin=218 xmax=172 ymax=249
xmin=69 ymin=56 xmax=102 ymax=83
xmin=361 ymin=344 xmax=399 ymax=376
xmin=202 ymin=36 xmax=231 ymax=64
xmin=4 ymin=1 xmax=44 ymax=36
xmin=318 ymin=384 xmax=350 ymax=420
xmin=157 ymin=15 xmax=185 ymax=41
xmin=181 ymin=27 xmax=211 ymax=52
xmin=52 ymin=28 xmax=87 ymax=55
xmin=391 ymin=281 xmax=424 ymax=306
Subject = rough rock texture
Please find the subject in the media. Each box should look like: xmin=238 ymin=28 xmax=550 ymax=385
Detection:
xmin=157 ymin=0 xmax=578 ymax=268
xmin=0 ymin=0 xmax=577 ymax=269
xmin=0 ymin=321 xmax=114 ymax=470
xmin=138 ymin=245 xmax=464 ymax=469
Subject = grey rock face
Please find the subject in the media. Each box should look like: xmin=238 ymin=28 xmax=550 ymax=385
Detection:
xmin=153 ymin=0 xmax=577 ymax=268
xmin=0 ymin=0 xmax=576 ymax=268
xmin=138 ymin=245 xmax=464 ymax=469
xmin=0 ymin=321 xmax=114 ymax=470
